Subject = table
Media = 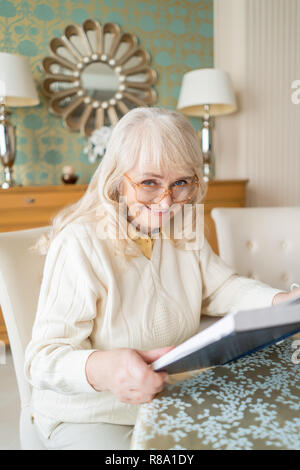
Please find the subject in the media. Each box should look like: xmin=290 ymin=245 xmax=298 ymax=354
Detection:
xmin=130 ymin=338 xmax=300 ymax=450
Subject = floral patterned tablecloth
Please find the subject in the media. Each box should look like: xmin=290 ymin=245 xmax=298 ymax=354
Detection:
xmin=131 ymin=338 xmax=300 ymax=450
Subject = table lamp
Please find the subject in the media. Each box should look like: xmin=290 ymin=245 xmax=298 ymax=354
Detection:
xmin=0 ymin=52 xmax=39 ymax=189
xmin=177 ymin=68 xmax=237 ymax=181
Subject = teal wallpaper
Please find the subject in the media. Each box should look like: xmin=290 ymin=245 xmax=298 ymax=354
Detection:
xmin=0 ymin=0 xmax=213 ymax=186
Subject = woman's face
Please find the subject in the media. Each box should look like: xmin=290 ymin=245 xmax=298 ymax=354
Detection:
xmin=120 ymin=161 xmax=195 ymax=235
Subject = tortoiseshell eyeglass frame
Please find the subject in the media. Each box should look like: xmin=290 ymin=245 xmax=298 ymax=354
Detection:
xmin=123 ymin=173 xmax=200 ymax=204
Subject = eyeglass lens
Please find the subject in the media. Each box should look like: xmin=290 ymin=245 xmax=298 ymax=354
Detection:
xmin=135 ymin=183 xmax=197 ymax=203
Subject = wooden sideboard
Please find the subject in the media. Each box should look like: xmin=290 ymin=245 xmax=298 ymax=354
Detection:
xmin=0 ymin=179 xmax=248 ymax=344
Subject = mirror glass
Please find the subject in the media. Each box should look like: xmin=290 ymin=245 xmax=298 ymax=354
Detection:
xmin=81 ymin=62 xmax=119 ymax=101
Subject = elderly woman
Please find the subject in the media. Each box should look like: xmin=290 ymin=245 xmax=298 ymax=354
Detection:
xmin=24 ymin=107 xmax=299 ymax=450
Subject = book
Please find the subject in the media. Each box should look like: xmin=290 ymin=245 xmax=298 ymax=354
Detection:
xmin=151 ymin=295 xmax=300 ymax=375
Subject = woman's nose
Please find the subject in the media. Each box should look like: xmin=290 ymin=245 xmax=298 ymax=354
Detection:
xmin=159 ymin=192 xmax=173 ymax=208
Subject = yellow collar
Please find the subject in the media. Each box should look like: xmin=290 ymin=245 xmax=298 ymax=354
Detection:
xmin=127 ymin=222 xmax=160 ymax=259
xmin=127 ymin=221 xmax=161 ymax=241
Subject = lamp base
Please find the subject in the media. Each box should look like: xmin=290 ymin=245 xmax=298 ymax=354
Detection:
xmin=200 ymin=107 xmax=216 ymax=182
xmin=1 ymin=167 xmax=16 ymax=189
xmin=0 ymin=103 xmax=17 ymax=189
xmin=202 ymin=151 xmax=216 ymax=182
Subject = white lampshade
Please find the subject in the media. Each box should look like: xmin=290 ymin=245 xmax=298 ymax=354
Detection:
xmin=0 ymin=52 xmax=39 ymax=107
xmin=177 ymin=68 xmax=237 ymax=117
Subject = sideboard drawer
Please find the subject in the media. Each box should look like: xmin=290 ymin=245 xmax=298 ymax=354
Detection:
xmin=0 ymin=207 xmax=63 ymax=231
xmin=0 ymin=185 xmax=87 ymax=232
xmin=205 ymin=181 xmax=246 ymax=202
xmin=0 ymin=187 xmax=86 ymax=209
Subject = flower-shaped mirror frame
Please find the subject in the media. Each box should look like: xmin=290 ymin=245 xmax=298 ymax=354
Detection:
xmin=41 ymin=19 xmax=158 ymax=136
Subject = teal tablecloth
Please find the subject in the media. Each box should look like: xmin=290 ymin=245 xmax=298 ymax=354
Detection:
xmin=131 ymin=338 xmax=300 ymax=450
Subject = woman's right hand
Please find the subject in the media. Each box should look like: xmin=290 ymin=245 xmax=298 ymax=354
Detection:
xmin=85 ymin=346 xmax=174 ymax=404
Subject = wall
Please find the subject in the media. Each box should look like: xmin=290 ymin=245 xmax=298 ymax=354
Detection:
xmin=214 ymin=0 xmax=300 ymax=206
xmin=0 ymin=0 xmax=213 ymax=186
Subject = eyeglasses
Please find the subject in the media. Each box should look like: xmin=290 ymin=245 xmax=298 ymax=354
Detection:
xmin=124 ymin=173 xmax=200 ymax=204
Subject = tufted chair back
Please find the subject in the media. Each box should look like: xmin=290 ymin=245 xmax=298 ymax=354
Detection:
xmin=211 ymin=207 xmax=300 ymax=291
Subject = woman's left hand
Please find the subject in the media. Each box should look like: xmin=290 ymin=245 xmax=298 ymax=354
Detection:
xmin=272 ymin=286 xmax=300 ymax=305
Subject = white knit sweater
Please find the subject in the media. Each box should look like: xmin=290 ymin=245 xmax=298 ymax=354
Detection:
xmin=24 ymin=221 xmax=282 ymax=439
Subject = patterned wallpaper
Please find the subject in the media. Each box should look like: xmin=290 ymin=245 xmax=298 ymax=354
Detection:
xmin=0 ymin=0 xmax=213 ymax=186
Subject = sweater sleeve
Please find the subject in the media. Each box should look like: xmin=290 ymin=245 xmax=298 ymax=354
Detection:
xmin=24 ymin=225 xmax=100 ymax=395
xmin=199 ymin=237 xmax=284 ymax=317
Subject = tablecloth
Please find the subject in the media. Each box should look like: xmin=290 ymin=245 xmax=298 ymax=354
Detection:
xmin=131 ymin=338 xmax=300 ymax=450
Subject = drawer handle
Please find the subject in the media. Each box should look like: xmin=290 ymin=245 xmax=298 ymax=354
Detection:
xmin=24 ymin=197 xmax=36 ymax=204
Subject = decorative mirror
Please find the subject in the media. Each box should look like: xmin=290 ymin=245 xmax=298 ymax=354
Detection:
xmin=41 ymin=19 xmax=158 ymax=136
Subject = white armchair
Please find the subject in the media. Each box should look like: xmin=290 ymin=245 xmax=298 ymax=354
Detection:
xmin=0 ymin=226 xmax=49 ymax=450
xmin=211 ymin=207 xmax=300 ymax=291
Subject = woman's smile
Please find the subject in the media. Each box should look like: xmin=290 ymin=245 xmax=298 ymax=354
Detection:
xmin=145 ymin=205 xmax=170 ymax=216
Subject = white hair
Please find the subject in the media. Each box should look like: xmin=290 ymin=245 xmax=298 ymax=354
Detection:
xmin=32 ymin=107 xmax=208 ymax=260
